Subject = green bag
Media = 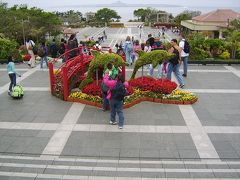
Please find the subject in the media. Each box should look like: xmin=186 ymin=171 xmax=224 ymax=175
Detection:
xmin=11 ymin=85 xmax=24 ymax=99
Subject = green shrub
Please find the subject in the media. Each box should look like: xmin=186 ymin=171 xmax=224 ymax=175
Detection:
xmin=190 ymin=47 xmax=208 ymax=60
xmin=219 ymin=51 xmax=230 ymax=59
xmin=0 ymin=37 xmax=21 ymax=62
xmin=79 ymin=52 xmax=125 ymax=89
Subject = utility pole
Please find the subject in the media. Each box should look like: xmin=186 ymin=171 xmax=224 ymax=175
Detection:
xmin=22 ymin=19 xmax=26 ymax=45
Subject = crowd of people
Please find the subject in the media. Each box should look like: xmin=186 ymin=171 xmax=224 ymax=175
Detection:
xmin=24 ymin=30 xmax=108 ymax=69
xmin=113 ymin=33 xmax=189 ymax=88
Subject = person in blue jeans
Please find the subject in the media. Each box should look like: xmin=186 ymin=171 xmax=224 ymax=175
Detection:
xmin=167 ymin=39 xmax=184 ymax=88
xmin=6 ymin=56 xmax=21 ymax=95
xmin=179 ymin=35 xmax=189 ymax=77
xmin=103 ymin=73 xmax=128 ymax=129
xmin=40 ymin=42 xmax=48 ymax=69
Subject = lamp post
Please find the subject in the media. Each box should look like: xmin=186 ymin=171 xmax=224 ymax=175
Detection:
xmin=14 ymin=16 xmax=29 ymax=45
xmin=21 ymin=19 xmax=26 ymax=45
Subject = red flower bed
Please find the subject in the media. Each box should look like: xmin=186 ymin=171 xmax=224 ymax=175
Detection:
xmin=82 ymin=80 xmax=134 ymax=97
xmin=82 ymin=81 xmax=102 ymax=97
xmin=129 ymin=76 xmax=155 ymax=91
xmin=152 ymin=79 xmax=177 ymax=94
xmin=129 ymin=76 xmax=177 ymax=94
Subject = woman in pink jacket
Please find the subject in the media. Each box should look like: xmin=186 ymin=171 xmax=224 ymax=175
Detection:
xmin=103 ymin=73 xmax=128 ymax=129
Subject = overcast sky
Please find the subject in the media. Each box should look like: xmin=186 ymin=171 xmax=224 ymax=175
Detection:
xmin=4 ymin=0 xmax=240 ymax=8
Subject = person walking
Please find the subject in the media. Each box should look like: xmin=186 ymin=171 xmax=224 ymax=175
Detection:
xmin=132 ymin=40 xmax=141 ymax=63
xmin=179 ymin=35 xmax=189 ymax=77
xmin=123 ymin=36 xmax=133 ymax=65
xmin=103 ymin=73 xmax=128 ymax=129
xmin=6 ymin=56 xmax=21 ymax=95
xmin=59 ymin=38 xmax=66 ymax=62
xmin=67 ymin=34 xmax=78 ymax=59
xmin=26 ymin=38 xmax=36 ymax=68
xmin=146 ymin=34 xmax=155 ymax=47
xmin=144 ymin=41 xmax=152 ymax=70
xmin=39 ymin=42 xmax=48 ymax=69
xmin=50 ymin=39 xmax=58 ymax=58
xmin=167 ymin=39 xmax=184 ymax=88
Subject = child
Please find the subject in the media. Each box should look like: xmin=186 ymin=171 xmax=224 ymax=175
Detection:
xmin=6 ymin=56 xmax=21 ymax=95
xmin=102 ymin=63 xmax=119 ymax=111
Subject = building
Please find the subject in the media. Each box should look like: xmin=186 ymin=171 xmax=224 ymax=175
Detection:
xmin=85 ymin=12 xmax=95 ymax=21
xmin=181 ymin=9 xmax=240 ymax=38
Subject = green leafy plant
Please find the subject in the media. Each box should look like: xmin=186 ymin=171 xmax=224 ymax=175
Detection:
xmin=130 ymin=50 xmax=173 ymax=79
xmin=79 ymin=52 xmax=125 ymax=89
xmin=0 ymin=37 xmax=21 ymax=62
xmin=219 ymin=51 xmax=230 ymax=59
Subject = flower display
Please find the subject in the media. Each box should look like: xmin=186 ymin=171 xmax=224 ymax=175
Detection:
xmin=82 ymin=81 xmax=102 ymax=97
xmin=129 ymin=76 xmax=177 ymax=94
xmin=69 ymin=91 xmax=103 ymax=104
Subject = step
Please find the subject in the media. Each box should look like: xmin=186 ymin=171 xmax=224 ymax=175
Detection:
xmin=0 ymin=154 xmax=240 ymax=179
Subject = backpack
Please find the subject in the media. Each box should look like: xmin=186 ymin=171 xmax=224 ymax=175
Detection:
xmin=38 ymin=47 xmax=45 ymax=57
xmin=11 ymin=85 xmax=24 ymax=99
xmin=111 ymin=81 xmax=127 ymax=101
xmin=183 ymin=40 xmax=190 ymax=53
xmin=30 ymin=41 xmax=38 ymax=55
xmin=101 ymin=81 xmax=109 ymax=93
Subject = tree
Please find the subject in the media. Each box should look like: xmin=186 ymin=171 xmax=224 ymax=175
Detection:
xmin=133 ymin=8 xmax=173 ymax=23
xmin=0 ymin=3 xmax=62 ymax=44
xmin=56 ymin=10 xmax=82 ymax=25
xmin=230 ymin=19 xmax=240 ymax=30
xmin=174 ymin=10 xmax=201 ymax=26
xmin=95 ymin=8 xmax=120 ymax=26
xmin=225 ymin=30 xmax=240 ymax=58
xmin=133 ymin=8 xmax=148 ymax=22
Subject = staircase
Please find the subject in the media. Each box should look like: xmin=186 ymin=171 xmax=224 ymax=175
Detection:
xmin=0 ymin=154 xmax=239 ymax=179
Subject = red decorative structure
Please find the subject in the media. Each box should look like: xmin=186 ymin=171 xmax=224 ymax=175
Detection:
xmin=49 ymin=47 xmax=93 ymax=100
xmin=49 ymin=46 xmax=126 ymax=101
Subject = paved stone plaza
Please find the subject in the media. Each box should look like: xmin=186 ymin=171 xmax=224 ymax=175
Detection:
xmin=0 ymin=27 xmax=240 ymax=179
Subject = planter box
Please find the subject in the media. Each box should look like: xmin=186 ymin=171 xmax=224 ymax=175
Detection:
xmin=154 ymin=98 xmax=162 ymax=103
xmin=168 ymin=100 xmax=179 ymax=104
xmin=67 ymin=98 xmax=95 ymax=106
xmin=123 ymin=103 xmax=132 ymax=109
xmin=95 ymin=102 xmax=103 ymax=109
xmin=191 ymin=98 xmax=198 ymax=104
xmin=124 ymin=99 xmax=141 ymax=109
xmin=140 ymin=97 xmax=154 ymax=102
xmin=183 ymin=100 xmax=192 ymax=105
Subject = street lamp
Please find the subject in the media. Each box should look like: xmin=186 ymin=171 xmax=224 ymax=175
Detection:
xmin=14 ymin=16 xmax=29 ymax=45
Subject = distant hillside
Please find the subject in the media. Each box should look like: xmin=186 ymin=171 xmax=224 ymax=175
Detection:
xmin=77 ymin=1 xmax=181 ymax=8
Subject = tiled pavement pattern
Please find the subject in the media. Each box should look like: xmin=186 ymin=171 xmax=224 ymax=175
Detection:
xmin=0 ymin=27 xmax=240 ymax=179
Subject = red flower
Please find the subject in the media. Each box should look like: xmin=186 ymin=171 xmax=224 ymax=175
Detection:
xmin=126 ymin=85 xmax=134 ymax=95
xmin=82 ymin=81 xmax=102 ymax=97
xmin=129 ymin=76 xmax=177 ymax=94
